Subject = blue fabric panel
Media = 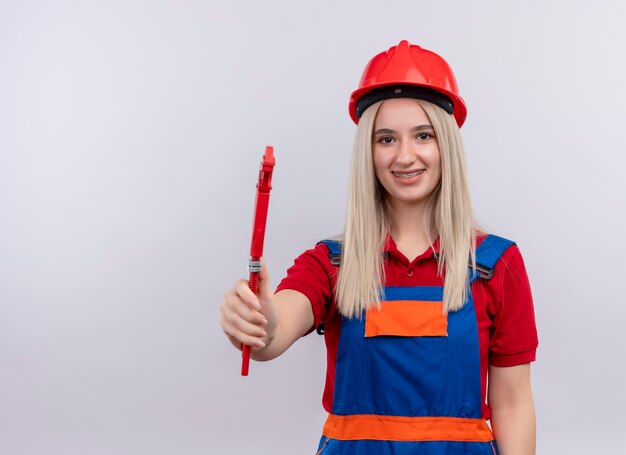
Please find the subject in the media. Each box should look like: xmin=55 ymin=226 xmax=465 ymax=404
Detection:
xmin=316 ymin=438 xmax=497 ymax=455
xmin=318 ymin=239 xmax=342 ymax=255
xmin=382 ymin=286 xmax=443 ymax=301
xmin=332 ymin=308 xmax=370 ymax=414
xmin=447 ymin=293 xmax=482 ymax=418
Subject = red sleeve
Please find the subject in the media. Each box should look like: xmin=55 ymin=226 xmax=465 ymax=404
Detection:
xmin=488 ymin=244 xmax=539 ymax=367
xmin=275 ymin=243 xmax=337 ymax=332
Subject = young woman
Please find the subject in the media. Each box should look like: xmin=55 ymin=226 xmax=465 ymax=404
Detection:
xmin=220 ymin=40 xmax=538 ymax=455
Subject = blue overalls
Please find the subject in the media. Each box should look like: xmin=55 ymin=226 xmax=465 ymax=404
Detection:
xmin=315 ymin=235 xmax=515 ymax=455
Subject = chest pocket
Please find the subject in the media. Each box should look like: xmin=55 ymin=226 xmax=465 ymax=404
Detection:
xmin=365 ymin=299 xmax=447 ymax=337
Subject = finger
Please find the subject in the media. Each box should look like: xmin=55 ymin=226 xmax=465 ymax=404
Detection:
xmin=223 ymin=290 xmax=268 ymax=326
xmin=234 ymin=301 xmax=269 ymax=327
xmin=220 ymin=316 xmax=265 ymax=349
xmin=233 ymin=279 xmax=262 ymax=311
xmin=224 ymin=325 xmax=265 ymax=350
xmin=220 ymin=304 xmax=268 ymax=340
xmin=226 ymin=333 xmax=243 ymax=350
xmin=224 ymin=326 xmax=265 ymax=350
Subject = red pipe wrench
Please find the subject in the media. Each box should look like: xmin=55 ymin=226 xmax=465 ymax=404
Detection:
xmin=241 ymin=145 xmax=275 ymax=376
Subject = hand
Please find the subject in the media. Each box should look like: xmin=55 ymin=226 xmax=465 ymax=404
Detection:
xmin=220 ymin=259 xmax=277 ymax=352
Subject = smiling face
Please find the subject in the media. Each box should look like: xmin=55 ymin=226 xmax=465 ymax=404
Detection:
xmin=372 ymin=98 xmax=442 ymax=210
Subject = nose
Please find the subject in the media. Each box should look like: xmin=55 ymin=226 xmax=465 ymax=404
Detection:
xmin=395 ymin=138 xmax=416 ymax=167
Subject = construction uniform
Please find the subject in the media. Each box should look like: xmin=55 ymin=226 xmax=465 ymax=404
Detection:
xmin=276 ymin=234 xmax=538 ymax=454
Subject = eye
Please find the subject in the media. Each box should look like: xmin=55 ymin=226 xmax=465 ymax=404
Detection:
xmin=377 ymin=136 xmax=395 ymax=144
xmin=416 ymin=132 xmax=434 ymax=141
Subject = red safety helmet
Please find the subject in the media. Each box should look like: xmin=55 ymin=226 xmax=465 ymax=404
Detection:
xmin=349 ymin=40 xmax=467 ymax=127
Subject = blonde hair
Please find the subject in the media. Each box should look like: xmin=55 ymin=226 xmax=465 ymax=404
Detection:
xmin=335 ymin=99 xmax=477 ymax=318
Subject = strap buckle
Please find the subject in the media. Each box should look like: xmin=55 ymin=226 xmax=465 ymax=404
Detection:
xmin=328 ymin=254 xmax=341 ymax=266
xmin=434 ymin=252 xmax=494 ymax=280
xmin=475 ymin=263 xmax=495 ymax=280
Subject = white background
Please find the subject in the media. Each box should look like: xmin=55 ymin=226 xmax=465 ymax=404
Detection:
xmin=1 ymin=1 xmax=625 ymax=453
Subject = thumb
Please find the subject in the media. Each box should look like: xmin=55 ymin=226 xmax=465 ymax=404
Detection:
xmin=257 ymin=257 xmax=274 ymax=305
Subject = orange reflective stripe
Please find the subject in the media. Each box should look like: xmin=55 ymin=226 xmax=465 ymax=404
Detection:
xmin=323 ymin=414 xmax=494 ymax=442
xmin=365 ymin=300 xmax=447 ymax=337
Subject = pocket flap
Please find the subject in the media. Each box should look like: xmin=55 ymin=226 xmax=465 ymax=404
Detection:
xmin=365 ymin=300 xmax=447 ymax=337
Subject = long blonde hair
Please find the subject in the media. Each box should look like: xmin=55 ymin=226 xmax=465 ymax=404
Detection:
xmin=335 ymin=99 xmax=477 ymax=318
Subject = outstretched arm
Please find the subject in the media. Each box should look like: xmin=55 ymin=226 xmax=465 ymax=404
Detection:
xmin=250 ymin=289 xmax=314 ymax=361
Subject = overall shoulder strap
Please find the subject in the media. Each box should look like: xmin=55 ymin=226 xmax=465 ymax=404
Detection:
xmin=315 ymin=239 xmax=343 ymax=335
xmin=470 ymin=234 xmax=516 ymax=284
xmin=317 ymin=239 xmax=342 ymax=266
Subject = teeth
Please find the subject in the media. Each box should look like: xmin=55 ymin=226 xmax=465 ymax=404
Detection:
xmin=393 ymin=170 xmax=424 ymax=179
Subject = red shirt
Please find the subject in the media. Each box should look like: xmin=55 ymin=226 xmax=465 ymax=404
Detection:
xmin=276 ymin=234 xmax=538 ymax=419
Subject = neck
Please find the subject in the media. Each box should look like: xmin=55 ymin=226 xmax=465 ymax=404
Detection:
xmin=387 ymin=198 xmax=433 ymax=259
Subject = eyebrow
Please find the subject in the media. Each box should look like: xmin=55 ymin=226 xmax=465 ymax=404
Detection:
xmin=373 ymin=125 xmax=434 ymax=135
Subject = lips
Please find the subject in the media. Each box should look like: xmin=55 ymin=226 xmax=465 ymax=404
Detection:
xmin=391 ymin=169 xmax=425 ymax=179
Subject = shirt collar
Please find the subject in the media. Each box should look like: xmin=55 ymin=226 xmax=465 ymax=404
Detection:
xmin=383 ymin=234 xmax=441 ymax=264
